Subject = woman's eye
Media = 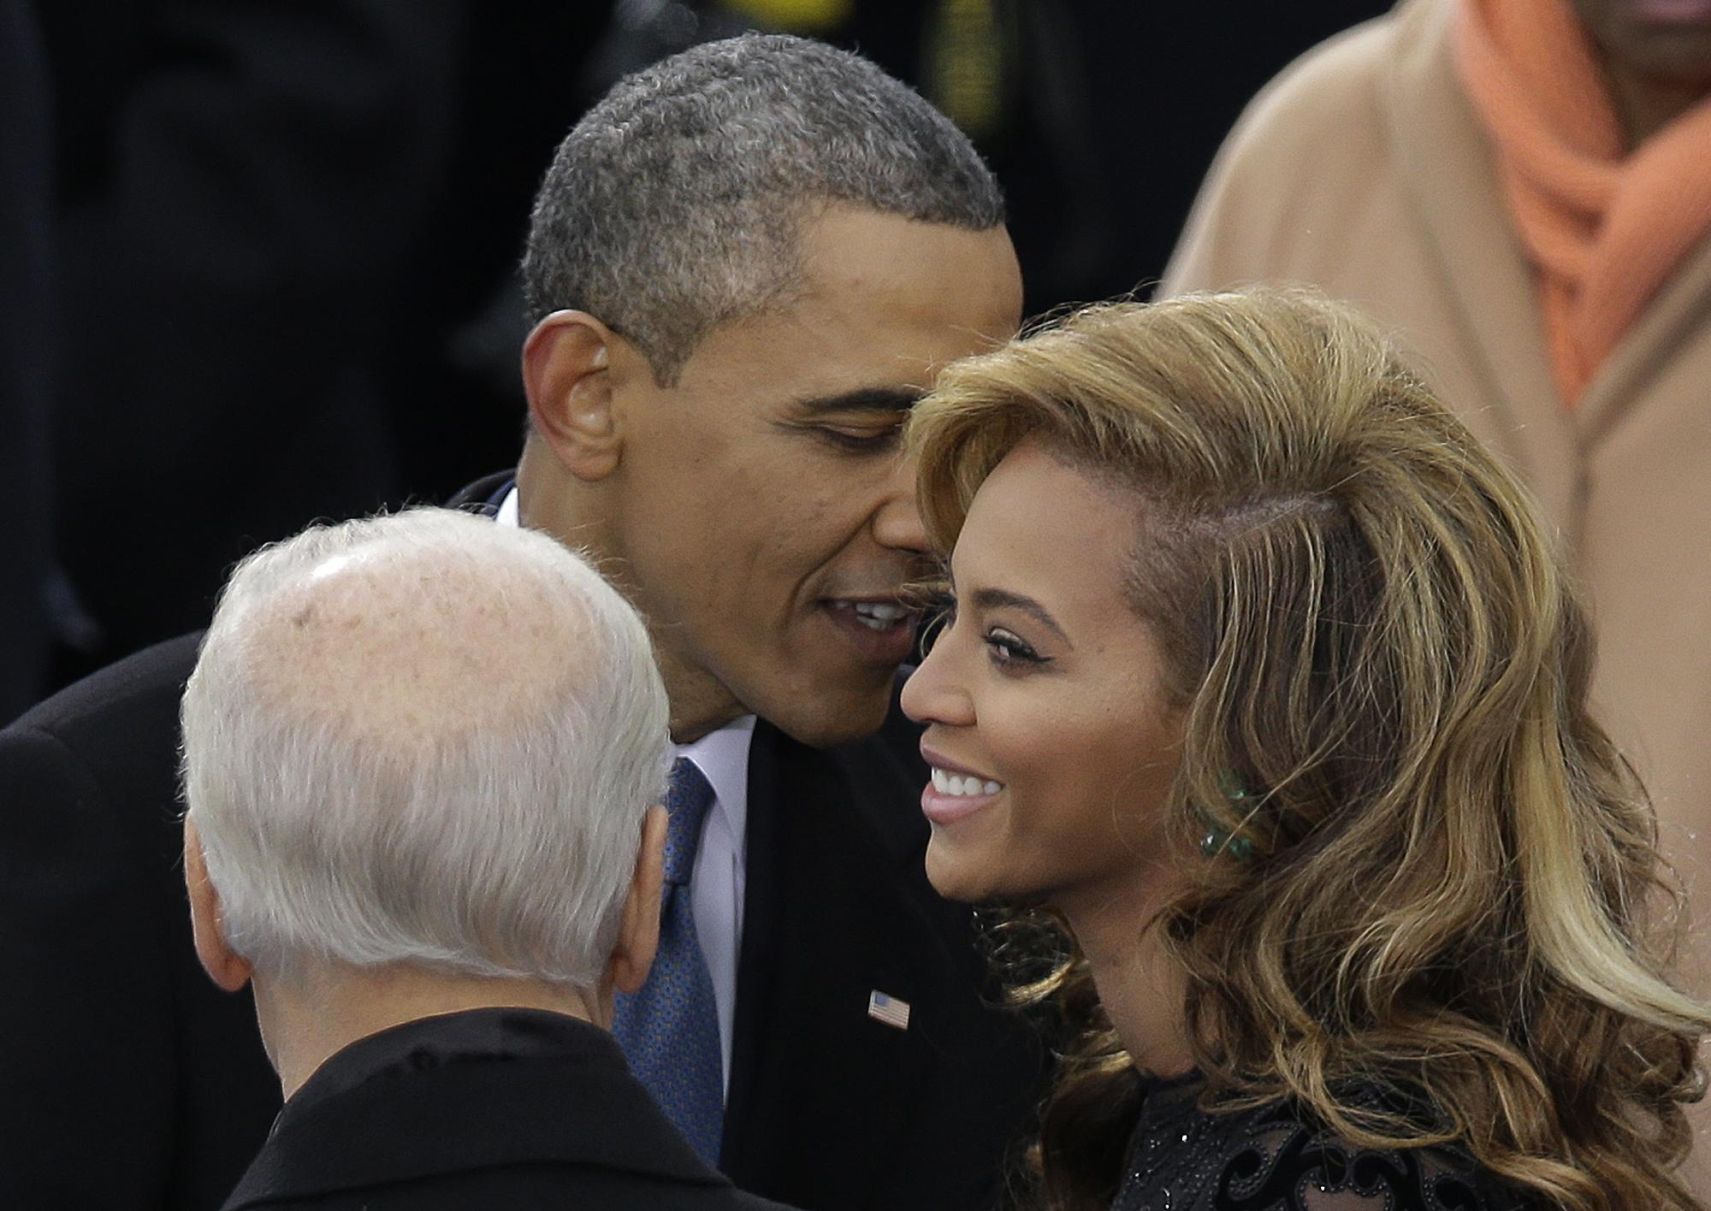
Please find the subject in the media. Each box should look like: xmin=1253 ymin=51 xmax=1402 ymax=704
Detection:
xmin=983 ymin=627 xmax=1044 ymax=667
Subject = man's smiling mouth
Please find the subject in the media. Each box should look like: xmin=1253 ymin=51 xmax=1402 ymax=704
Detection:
xmin=817 ymin=598 xmax=919 ymax=665
xmin=827 ymin=600 xmax=912 ymax=632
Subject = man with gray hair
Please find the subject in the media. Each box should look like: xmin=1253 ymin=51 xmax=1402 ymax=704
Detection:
xmin=182 ymin=507 xmax=790 ymax=1209
xmin=1 ymin=32 xmax=1040 ymax=1211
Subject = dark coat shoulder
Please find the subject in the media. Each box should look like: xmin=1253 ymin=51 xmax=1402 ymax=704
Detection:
xmin=221 ymin=1010 xmax=795 ymax=1211
xmin=0 ymin=633 xmax=280 ymax=1210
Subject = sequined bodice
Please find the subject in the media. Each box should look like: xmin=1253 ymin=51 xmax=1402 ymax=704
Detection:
xmin=1110 ymin=1077 xmax=1534 ymax=1211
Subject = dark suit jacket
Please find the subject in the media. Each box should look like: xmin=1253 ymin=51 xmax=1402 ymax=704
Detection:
xmin=0 ymin=0 xmax=53 ymax=722
xmin=0 ymin=632 xmax=280 ymax=1210
xmin=722 ymin=651 xmax=1040 ymax=1209
xmin=220 ymin=1008 xmax=793 ymax=1210
xmin=0 ymin=478 xmax=1045 ymax=1210
xmin=32 ymin=0 xmax=460 ymax=680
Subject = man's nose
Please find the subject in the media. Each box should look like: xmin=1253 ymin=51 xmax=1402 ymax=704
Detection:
xmin=872 ymin=454 xmax=929 ymax=554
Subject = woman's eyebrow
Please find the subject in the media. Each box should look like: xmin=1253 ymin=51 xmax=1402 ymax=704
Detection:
xmin=970 ymin=586 xmax=1072 ymax=647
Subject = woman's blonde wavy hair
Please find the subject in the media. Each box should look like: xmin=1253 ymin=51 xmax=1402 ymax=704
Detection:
xmin=906 ymin=289 xmax=1710 ymax=1211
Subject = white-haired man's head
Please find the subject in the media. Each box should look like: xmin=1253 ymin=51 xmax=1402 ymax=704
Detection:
xmin=180 ymin=507 xmax=671 ymax=995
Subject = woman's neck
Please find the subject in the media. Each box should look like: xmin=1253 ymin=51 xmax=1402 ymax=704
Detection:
xmin=1061 ymin=882 xmax=1195 ymax=1080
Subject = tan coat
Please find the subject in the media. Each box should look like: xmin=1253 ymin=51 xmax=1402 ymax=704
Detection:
xmin=1165 ymin=0 xmax=1711 ymax=952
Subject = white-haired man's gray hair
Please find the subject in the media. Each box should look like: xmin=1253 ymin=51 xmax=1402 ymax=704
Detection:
xmin=180 ymin=507 xmax=672 ymax=990
xmin=521 ymin=32 xmax=1005 ymax=385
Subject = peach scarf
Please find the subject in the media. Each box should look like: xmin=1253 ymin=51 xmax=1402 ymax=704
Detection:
xmin=1455 ymin=0 xmax=1711 ymax=406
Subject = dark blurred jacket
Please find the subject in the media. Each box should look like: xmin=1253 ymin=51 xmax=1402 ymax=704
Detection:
xmin=33 ymin=0 xmax=462 ymax=678
xmin=0 ymin=0 xmax=54 ymax=724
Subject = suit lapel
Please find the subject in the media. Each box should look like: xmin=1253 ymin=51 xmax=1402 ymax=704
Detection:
xmin=722 ymin=718 xmax=941 ymax=1207
xmin=1576 ymin=232 xmax=1711 ymax=444
xmin=721 ymin=718 xmax=786 ymax=1168
xmin=445 ymin=469 xmax=515 ymax=515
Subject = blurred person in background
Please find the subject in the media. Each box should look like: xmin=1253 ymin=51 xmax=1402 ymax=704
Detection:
xmin=182 ymin=508 xmax=792 ymax=1210
xmin=30 ymin=0 xmax=461 ymax=687
xmin=1163 ymin=3 xmax=1711 ymax=1183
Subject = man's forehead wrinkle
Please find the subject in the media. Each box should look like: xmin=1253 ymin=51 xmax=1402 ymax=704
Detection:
xmin=240 ymin=554 xmax=594 ymax=747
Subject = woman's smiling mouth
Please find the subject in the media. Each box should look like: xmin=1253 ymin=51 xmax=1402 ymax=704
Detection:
xmin=930 ymin=767 xmax=1004 ymax=797
xmin=920 ymin=746 xmax=1006 ymax=824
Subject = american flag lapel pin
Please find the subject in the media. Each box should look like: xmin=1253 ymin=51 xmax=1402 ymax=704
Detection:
xmin=867 ymin=989 xmax=911 ymax=1031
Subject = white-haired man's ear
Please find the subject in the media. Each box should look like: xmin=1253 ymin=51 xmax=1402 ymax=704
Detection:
xmin=605 ymin=805 xmax=667 ymax=1014
xmin=183 ymin=818 xmax=254 ymax=994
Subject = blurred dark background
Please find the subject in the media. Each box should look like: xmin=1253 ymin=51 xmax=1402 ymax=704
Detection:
xmin=1 ymin=0 xmax=1389 ymax=724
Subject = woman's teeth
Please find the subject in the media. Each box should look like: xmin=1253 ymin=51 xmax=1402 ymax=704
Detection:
xmin=930 ymin=767 xmax=1003 ymax=797
xmin=841 ymin=601 xmax=910 ymax=632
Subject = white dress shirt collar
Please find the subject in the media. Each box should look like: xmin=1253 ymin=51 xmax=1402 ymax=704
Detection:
xmin=675 ymin=717 xmax=754 ymax=862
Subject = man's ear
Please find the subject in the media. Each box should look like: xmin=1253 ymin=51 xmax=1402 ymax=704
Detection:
xmin=522 ymin=310 xmax=624 ymax=482
xmin=609 ymin=805 xmax=667 ymax=997
xmin=183 ymin=817 xmax=253 ymax=994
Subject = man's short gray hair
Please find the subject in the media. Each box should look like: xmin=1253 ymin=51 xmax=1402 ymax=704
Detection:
xmin=521 ymin=33 xmax=1005 ymax=384
xmin=181 ymin=507 xmax=672 ymax=990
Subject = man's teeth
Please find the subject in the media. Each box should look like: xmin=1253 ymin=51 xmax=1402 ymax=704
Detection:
xmin=930 ymin=767 xmax=1003 ymax=797
xmin=841 ymin=601 xmax=910 ymax=632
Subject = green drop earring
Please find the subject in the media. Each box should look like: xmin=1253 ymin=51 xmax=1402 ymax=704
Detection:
xmin=1196 ymin=773 xmax=1256 ymax=861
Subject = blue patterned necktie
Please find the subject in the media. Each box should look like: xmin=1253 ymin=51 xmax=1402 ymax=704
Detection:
xmin=613 ymin=757 xmax=725 ymax=1165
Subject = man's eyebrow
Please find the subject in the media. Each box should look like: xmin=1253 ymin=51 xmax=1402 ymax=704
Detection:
xmin=794 ymin=386 xmax=924 ymax=415
xmin=970 ymin=587 xmax=1072 ymax=647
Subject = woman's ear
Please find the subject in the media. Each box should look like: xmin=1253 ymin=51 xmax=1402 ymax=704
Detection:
xmin=522 ymin=311 xmax=622 ymax=482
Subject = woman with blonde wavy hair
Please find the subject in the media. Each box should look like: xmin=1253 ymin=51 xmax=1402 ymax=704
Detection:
xmin=900 ymin=288 xmax=1710 ymax=1211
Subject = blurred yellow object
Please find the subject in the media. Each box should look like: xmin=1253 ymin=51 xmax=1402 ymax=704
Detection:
xmin=927 ymin=0 xmax=1003 ymax=140
xmin=723 ymin=0 xmax=853 ymax=33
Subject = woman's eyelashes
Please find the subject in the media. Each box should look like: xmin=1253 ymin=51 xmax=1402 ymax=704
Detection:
xmin=934 ymin=594 xmax=1051 ymax=671
xmin=983 ymin=625 xmax=1049 ymax=670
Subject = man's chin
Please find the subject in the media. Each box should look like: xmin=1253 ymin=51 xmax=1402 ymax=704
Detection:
xmin=764 ymin=685 xmax=894 ymax=750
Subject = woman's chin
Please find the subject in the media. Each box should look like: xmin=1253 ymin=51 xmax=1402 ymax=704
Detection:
xmin=924 ymin=850 xmax=980 ymax=903
xmin=924 ymin=843 xmax=1016 ymax=904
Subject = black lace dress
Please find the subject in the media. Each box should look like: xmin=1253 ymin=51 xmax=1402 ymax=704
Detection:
xmin=1111 ymin=1075 xmax=1537 ymax=1211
